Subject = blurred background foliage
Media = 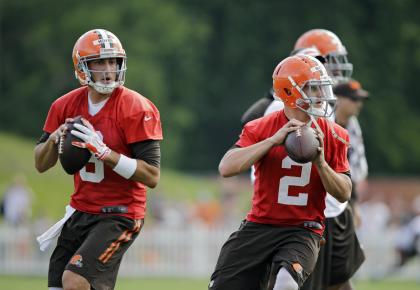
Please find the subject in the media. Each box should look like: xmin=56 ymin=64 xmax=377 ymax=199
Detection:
xmin=1 ymin=0 xmax=420 ymax=175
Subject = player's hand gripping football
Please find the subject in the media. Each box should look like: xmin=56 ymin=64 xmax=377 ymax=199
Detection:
xmin=70 ymin=118 xmax=111 ymax=160
xmin=313 ymin=128 xmax=326 ymax=168
xmin=48 ymin=118 xmax=75 ymax=145
xmin=268 ymin=119 xmax=305 ymax=145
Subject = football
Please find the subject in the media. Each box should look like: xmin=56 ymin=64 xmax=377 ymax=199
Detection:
xmin=58 ymin=116 xmax=91 ymax=174
xmin=284 ymin=125 xmax=320 ymax=164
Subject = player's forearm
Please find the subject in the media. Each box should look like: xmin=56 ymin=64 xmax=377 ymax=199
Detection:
xmin=131 ymin=160 xmax=160 ymax=188
xmin=219 ymin=139 xmax=275 ymax=177
xmin=316 ymin=162 xmax=352 ymax=203
xmin=103 ymin=151 xmax=160 ymax=188
xmin=34 ymin=140 xmax=59 ymax=172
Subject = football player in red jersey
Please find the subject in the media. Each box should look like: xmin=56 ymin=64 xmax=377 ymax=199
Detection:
xmin=208 ymin=55 xmax=352 ymax=290
xmin=34 ymin=29 xmax=163 ymax=290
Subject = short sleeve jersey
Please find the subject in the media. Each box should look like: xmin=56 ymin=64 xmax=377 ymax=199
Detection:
xmin=43 ymin=86 xmax=163 ymax=219
xmin=236 ymin=110 xmax=349 ymax=234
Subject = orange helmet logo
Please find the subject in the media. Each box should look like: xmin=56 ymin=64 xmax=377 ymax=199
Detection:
xmin=349 ymin=80 xmax=361 ymax=90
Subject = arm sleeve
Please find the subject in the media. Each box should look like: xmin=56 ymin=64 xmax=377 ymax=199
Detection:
xmin=36 ymin=132 xmax=50 ymax=145
xmin=129 ymin=140 xmax=161 ymax=168
xmin=240 ymin=93 xmax=274 ymax=127
xmin=341 ymin=171 xmax=351 ymax=179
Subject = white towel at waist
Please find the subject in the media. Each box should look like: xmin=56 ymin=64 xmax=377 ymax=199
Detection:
xmin=36 ymin=205 xmax=76 ymax=251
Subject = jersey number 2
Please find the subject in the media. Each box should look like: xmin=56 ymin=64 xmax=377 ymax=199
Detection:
xmin=278 ymin=156 xmax=312 ymax=206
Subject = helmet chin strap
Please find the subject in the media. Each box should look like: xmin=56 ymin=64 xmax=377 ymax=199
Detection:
xmin=308 ymin=113 xmax=350 ymax=147
xmin=308 ymin=114 xmax=324 ymax=139
xmin=306 ymin=106 xmax=329 ymax=117
xmin=296 ymin=98 xmax=334 ymax=118
xmin=91 ymin=81 xmax=117 ymax=94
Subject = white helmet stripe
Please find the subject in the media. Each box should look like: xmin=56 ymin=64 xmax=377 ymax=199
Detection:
xmin=96 ymin=29 xmax=111 ymax=49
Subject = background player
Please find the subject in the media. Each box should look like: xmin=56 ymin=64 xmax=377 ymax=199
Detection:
xmin=295 ymin=30 xmax=366 ymax=290
xmin=34 ymin=29 xmax=163 ymax=290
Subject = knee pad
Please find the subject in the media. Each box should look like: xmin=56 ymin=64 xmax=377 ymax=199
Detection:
xmin=273 ymin=267 xmax=298 ymax=290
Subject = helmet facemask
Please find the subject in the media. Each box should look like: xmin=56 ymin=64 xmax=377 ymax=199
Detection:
xmin=76 ymin=50 xmax=127 ymax=94
xmin=288 ymin=76 xmax=336 ymax=118
xmin=324 ymin=52 xmax=353 ymax=84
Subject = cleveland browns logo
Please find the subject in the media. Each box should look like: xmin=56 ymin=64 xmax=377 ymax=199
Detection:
xmin=69 ymin=254 xmax=83 ymax=268
xmin=292 ymin=262 xmax=303 ymax=276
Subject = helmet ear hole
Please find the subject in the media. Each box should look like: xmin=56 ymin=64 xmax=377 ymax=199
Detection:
xmin=284 ymin=88 xmax=292 ymax=96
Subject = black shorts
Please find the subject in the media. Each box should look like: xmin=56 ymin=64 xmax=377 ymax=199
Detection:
xmin=209 ymin=220 xmax=322 ymax=290
xmin=48 ymin=210 xmax=143 ymax=290
xmin=301 ymin=205 xmax=365 ymax=290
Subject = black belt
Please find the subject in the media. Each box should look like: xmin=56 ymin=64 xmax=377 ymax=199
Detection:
xmin=302 ymin=221 xmax=323 ymax=230
xmin=101 ymin=205 xmax=128 ymax=214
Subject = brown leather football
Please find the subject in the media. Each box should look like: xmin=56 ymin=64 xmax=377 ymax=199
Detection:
xmin=284 ymin=125 xmax=319 ymax=163
xmin=58 ymin=116 xmax=91 ymax=174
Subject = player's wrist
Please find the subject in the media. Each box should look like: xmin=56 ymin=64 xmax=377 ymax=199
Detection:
xmin=97 ymin=146 xmax=111 ymax=160
xmin=46 ymin=134 xmax=60 ymax=147
xmin=48 ymin=133 xmax=59 ymax=146
xmin=266 ymin=137 xmax=278 ymax=146
xmin=112 ymin=154 xmax=137 ymax=179
xmin=314 ymin=160 xmax=328 ymax=170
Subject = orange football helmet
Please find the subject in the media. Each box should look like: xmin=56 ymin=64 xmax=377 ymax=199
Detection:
xmin=72 ymin=29 xmax=127 ymax=94
xmin=272 ymin=55 xmax=335 ymax=117
xmin=294 ymin=29 xmax=352 ymax=83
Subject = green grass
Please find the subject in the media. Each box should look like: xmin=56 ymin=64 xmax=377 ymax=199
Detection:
xmin=0 ymin=132 xmax=223 ymax=220
xmin=0 ymin=276 xmax=418 ymax=290
xmin=0 ymin=276 xmax=207 ymax=290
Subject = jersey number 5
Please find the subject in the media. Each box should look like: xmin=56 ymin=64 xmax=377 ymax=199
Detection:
xmin=278 ymin=156 xmax=312 ymax=206
xmin=79 ymin=156 xmax=104 ymax=183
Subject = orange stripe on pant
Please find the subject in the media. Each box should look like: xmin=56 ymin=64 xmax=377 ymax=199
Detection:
xmin=98 ymin=220 xmax=143 ymax=263
xmin=101 ymin=232 xmax=135 ymax=263
xmin=99 ymin=231 xmax=128 ymax=263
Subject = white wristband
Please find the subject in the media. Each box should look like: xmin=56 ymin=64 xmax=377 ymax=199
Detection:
xmin=113 ymin=154 xmax=137 ymax=179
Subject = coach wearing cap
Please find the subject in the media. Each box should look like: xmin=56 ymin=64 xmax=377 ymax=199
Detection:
xmin=334 ymin=79 xmax=369 ymax=127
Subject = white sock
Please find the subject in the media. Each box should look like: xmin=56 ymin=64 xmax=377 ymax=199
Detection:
xmin=273 ymin=267 xmax=299 ymax=290
xmin=49 ymin=287 xmax=63 ymax=290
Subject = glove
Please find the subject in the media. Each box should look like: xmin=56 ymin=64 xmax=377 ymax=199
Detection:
xmin=71 ymin=118 xmax=111 ymax=160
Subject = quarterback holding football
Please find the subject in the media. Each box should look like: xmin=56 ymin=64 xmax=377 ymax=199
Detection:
xmin=35 ymin=29 xmax=163 ymax=290
xmin=208 ymin=54 xmax=351 ymax=290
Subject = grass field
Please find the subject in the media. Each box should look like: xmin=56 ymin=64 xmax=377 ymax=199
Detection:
xmin=1 ymin=276 xmax=419 ymax=290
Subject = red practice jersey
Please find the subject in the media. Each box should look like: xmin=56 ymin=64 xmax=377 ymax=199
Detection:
xmin=236 ymin=110 xmax=349 ymax=234
xmin=43 ymin=86 xmax=163 ymax=219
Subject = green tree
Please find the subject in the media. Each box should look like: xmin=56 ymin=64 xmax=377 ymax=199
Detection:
xmin=1 ymin=0 xmax=420 ymax=174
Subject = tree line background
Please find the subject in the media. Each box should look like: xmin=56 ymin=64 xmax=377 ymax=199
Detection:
xmin=1 ymin=0 xmax=420 ymax=175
